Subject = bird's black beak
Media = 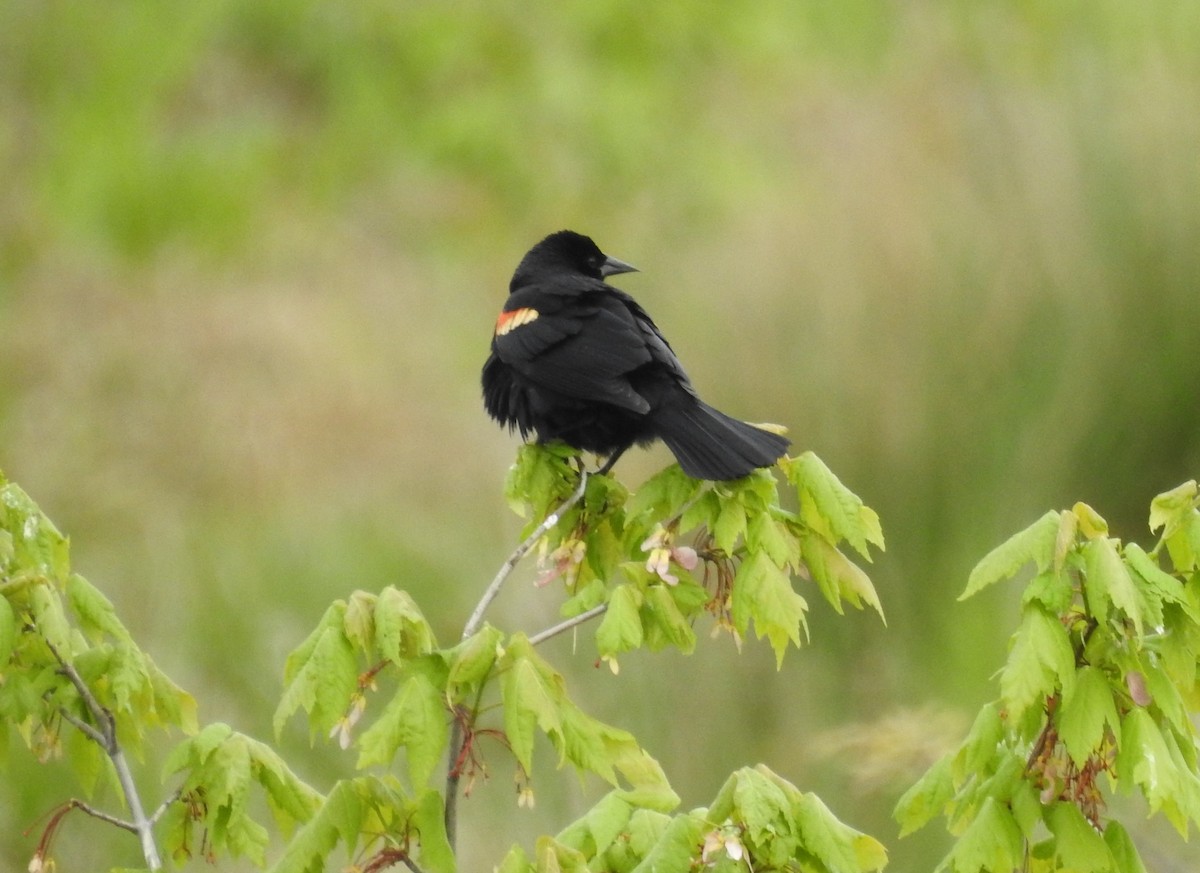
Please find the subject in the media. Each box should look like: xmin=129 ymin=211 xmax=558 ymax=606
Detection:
xmin=600 ymin=255 xmax=639 ymax=278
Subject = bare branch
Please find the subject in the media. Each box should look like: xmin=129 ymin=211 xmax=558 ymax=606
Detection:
xmin=528 ymin=604 xmax=609 ymax=647
xmin=446 ymin=471 xmax=591 ymax=851
xmin=57 ymin=706 xmax=108 ymax=748
xmin=461 ymin=471 xmax=590 ymax=641
xmin=48 ymin=640 xmax=116 ymax=752
xmin=44 ymin=639 xmax=164 ymax=870
xmin=67 ymin=799 xmax=138 ymax=833
xmin=149 ymin=787 xmax=184 ymax=826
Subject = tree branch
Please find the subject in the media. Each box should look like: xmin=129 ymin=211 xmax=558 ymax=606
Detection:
xmin=445 ymin=471 xmax=590 ymax=851
xmin=528 ymin=604 xmax=609 ymax=647
xmin=461 ymin=472 xmax=590 ymax=641
xmin=46 ymin=640 xmax=164 ymax=871
xmin=66 ymin=798 xmax=138 ymax=833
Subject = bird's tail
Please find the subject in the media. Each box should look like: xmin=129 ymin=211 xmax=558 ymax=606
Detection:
xmin=653 ymin=401 xmax=790 ymax=480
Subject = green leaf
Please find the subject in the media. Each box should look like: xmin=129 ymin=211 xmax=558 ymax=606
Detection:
xmin=799 ymin=529 xmax=885 ymax=620
xmin=626 ymin=464 xmax=703 ymax=522
xmin=1117 ymin=709 xmax=1178 ymax=819
xmin=1072 ymin=501 xmax=1110 ymax=538
xmin=795 ymin=789 xmax=887 ymax=873
xmin=1125 ymin=543 xmax=1196 ymax=623
xmin=533 ymin=835 xmax=591 ymax=873
xmin=1057 ymin=665 xmax=1121 ymax=766
xmin=953 ymin=703 xmax=1004 ymax=783
xmin=374 ymin=585 xmax=436 ymax=662
xmin=679 ymin=489 xmax=721 ymax=536
xmin=730 ymin=550 xmax=808 ymax=667
xmin=1141 ymin=660 xmax=1189 ymax=736
xmin=746 ymin=511 xmax=798 ymax=568
xmin=1149 ymin=480 xmax=1197 ymax=535
xmin=283 ymin=602 xmax=347 ymax=686
xmin=612 ymin=749 xmax=678 ymax=811
xmin=0 ymin=595 xmax=16 ymax=666
xmin=412 ymin=788 xmax=455 ymax=873
xmin=712 ymin=497 xmax=747 ymax=554
xmin=355 ymin=673 xmax=447 ymax=787
xmin=1084 ymin=537 xmax=1143 ymax=634
xmin=556 ymin=791 xmax=634 ymax=857
xmin=630 ymin=812 xmax=706 ymax=873
xmin=944 ymin=797 xmax=1022 ymax=873
xmin=595 ymin=584 xmax=644 ymax=660
xmin=267 ymin=779 xmax=368 ymax=873
xmin=641 ymin=584 xmax=696 ymax=654
xmin=895 ymin=753 xmax=953 ymax=837
xmin=446 ymin=624 xmax=503 ymax=693
xmin=242 ymin=734 xmax=323 ymax=833
xmin=66 ymin=573 xmax=132 ymax=643
xmin=961 ymin=510 xmax=1059 ymax=600
xmin=274 ymin=626 xmax=358 ymax=739
xmin=1151 ymin=481 xmax=1200 ymax=574
xmin=28 ymin=581 xmax=71 ymax=655
xmin=145 ymin=652 xmax=199 ymax=733
xmin=502 ymin=639 xmax=565 ymax=774
xmin=787 ymin=452 xmax=883 ymax=558
xmin=0 ymin=482 xmax=70 ymax=581
xmin=1103 ymin=821 xmax=1149 ymax=873
xmin=505 ymin=442 xmax=580 ymax=523
xmin=1000 ymin=605 xmax=1075 ymax=723
xmin=495 ymin=844 xmax=532 ymax=873
xmin=1046 ymin=801 xmax=1112 ymax=870
xmin=343 ymin=590 xmax=377 ymax=653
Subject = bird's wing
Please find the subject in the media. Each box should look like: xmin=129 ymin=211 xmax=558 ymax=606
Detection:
xmin=491 ymin=288 xmax=654 ymax=413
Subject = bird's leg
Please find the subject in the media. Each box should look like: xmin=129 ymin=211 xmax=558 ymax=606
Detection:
xmin=596 ymin=447 xmax=627 ymax=476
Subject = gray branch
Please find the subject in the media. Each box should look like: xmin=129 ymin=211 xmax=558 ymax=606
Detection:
xmin=446 ymin=471 xmax=591 ymax=851
xmin=47 ymin=641 xmax=165 ymax=870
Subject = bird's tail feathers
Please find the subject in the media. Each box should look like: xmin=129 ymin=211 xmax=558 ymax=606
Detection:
xmin=654 ymin=401 xmax=790 ymax=481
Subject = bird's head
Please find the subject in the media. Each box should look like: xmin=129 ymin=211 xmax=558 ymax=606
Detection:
xmin=511 ymin=230 xmax=638 ymax=289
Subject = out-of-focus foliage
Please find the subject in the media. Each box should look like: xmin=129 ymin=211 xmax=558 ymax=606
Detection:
xmin=2 ymin=1 xmax=1200 ymax=870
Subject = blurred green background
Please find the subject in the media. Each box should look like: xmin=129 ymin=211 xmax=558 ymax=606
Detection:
xmin=3 ymin=1 xmax=1200 ymax=870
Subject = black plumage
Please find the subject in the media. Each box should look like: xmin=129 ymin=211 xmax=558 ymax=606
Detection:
xmin=482 ymin=231 xmax=789 ymax=480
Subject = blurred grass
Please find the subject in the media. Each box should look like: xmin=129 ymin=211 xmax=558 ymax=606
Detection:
xmin=3 ymin=1 xmax=1200 ymax=870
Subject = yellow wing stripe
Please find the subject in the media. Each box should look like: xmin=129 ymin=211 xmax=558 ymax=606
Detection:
xmin=495 ymin=306 xmax=540 ymax=336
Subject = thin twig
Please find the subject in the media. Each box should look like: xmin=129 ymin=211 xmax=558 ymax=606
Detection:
xmin=57 ymin=706 xmax=108 ymax=748
xmin=49 ymin=642 xmax=116 ymax=751
xmin=149 ymin=787 xmax=184 ymax=826
xmin=461 ymin=472 xmax=590 ymax=641
xmin=528 ymin=604 xmax=609 ymax=647
xmin=446 ymin=471 xmax=590 ymax=850
xmin=65 ymin=798 xmax=137 ymax=833
xmin=45 ymin=640 xmax=164 ymax=870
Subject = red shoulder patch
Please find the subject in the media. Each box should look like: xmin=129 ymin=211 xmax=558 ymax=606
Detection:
xmin=495 ymin=306 xmax=540 ymax=336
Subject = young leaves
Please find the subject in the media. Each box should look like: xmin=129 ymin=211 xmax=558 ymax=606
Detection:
xmin=507 ymin=446 xmax=885 ymax=672
xmin=505 ymin=765 xmax=887 ymax=873
xmin=266 ymin=779 xmax=453 ymax=873
xmin=901 ymin=483 xmax=1200 ymax=872
xmin=162 ymin=723 xmax=323 ymax=865
xmin=501 ymin=635 xmax=677 ymax=808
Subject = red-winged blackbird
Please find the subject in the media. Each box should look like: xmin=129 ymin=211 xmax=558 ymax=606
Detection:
xmin=482 ymin=231 xmax=790 ymax=480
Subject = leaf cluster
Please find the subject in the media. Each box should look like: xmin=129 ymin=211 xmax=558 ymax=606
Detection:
xmin=498 ymin=765 xmax=887 ymax=873
xmin=3 ymin=446 xmax=889 ymax=872
xmin=267 ymin=446 xmax=885 ymax=871
xmin=505 ymin=446 xmax=884 ymax=671
xmin=0 ymin=474 xmax=196 ymax=785
xmin=1 ymin=471 xmax=319 ymax=869
xmin=897 ymin=482 xmax=1200 ymax=872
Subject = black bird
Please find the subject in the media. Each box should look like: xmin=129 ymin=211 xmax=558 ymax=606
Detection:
xmin=481 ymin=231 xmax=790 ymax=480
